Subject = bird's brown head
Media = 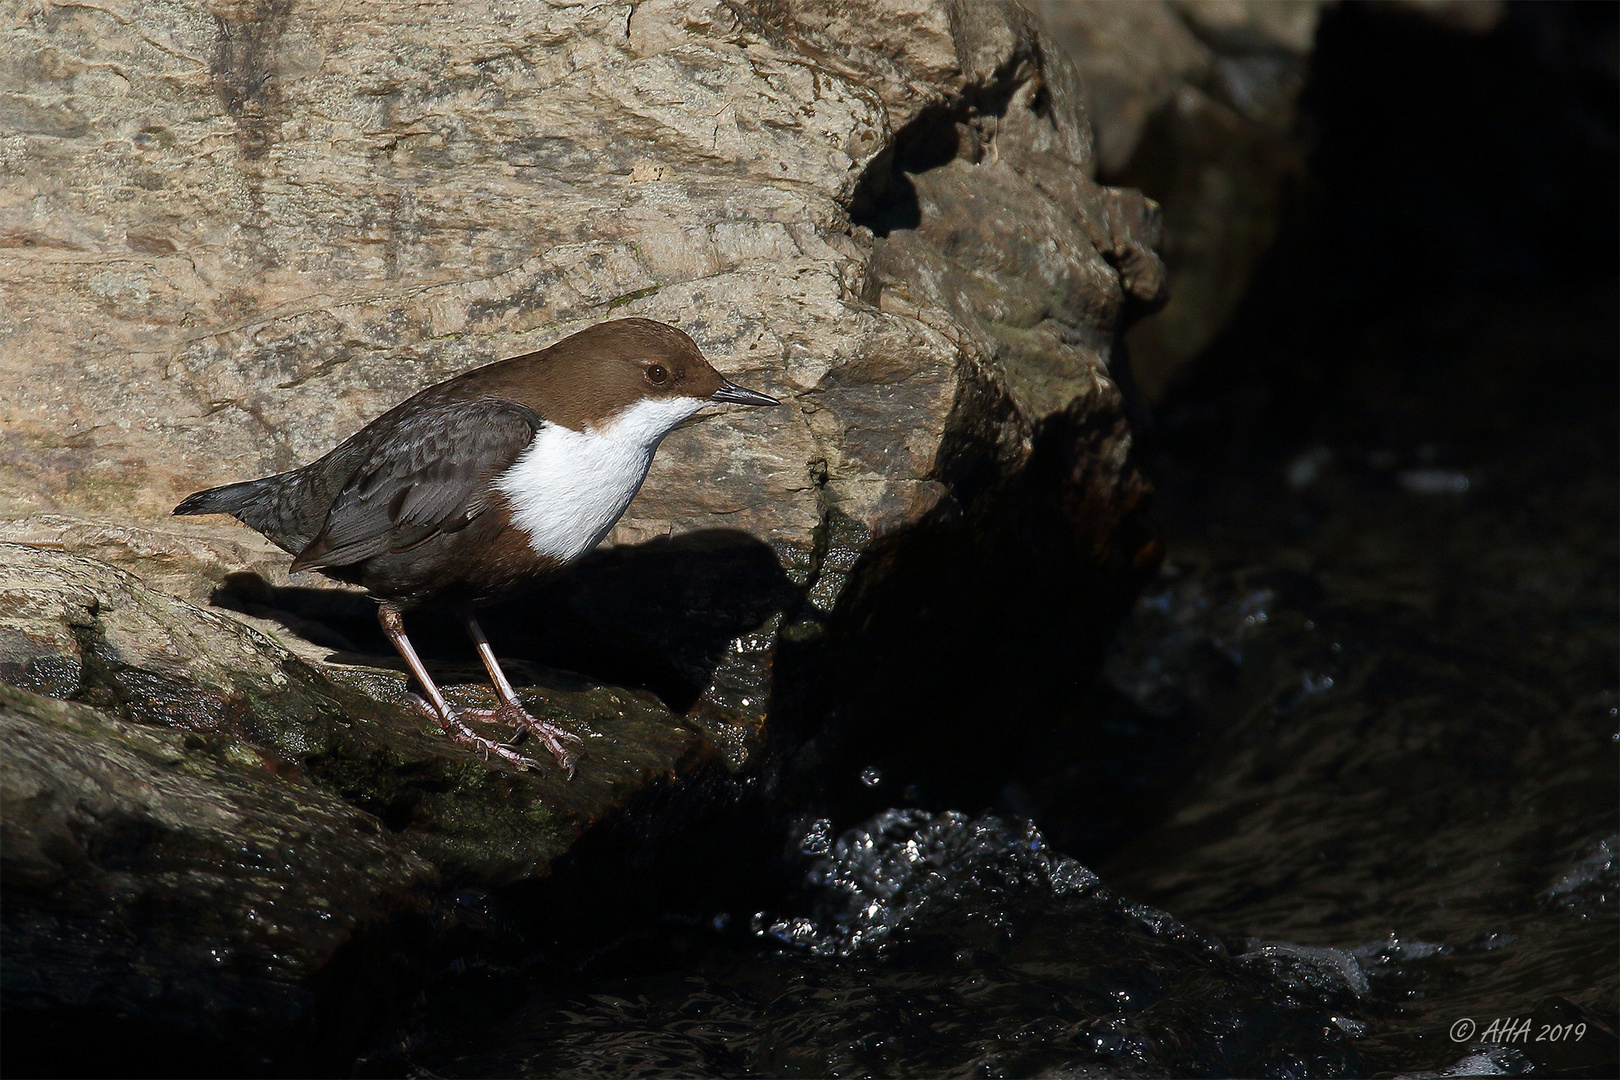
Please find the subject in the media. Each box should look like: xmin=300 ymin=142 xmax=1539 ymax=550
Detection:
xmin=474 ymin=317 xmax=778 ymax=432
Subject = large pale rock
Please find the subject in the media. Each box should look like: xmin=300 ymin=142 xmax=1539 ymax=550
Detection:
xmin=1 ymin=0 xmax=1156 ymax=575
xmin=1 ymin=0 xmax=1165 ymax=793
xmin=0 ymin=0 xmax=1168 ymax=880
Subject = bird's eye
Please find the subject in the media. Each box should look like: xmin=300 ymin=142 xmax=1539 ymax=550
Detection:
xmin=646 ymin=364 xmax=669 ymax=385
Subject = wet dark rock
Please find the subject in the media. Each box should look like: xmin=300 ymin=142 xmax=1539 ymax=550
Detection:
xmin=1 ymin=683 xmax=437 ymax=1076
xmin=770 ymin=393 xmax=1159 ymax=820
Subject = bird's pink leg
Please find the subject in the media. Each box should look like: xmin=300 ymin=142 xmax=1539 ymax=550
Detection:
xmin=462 ymin=612 xmax=582 ymax=777
xmin=377 ymin=603 xmax=541 ymax=770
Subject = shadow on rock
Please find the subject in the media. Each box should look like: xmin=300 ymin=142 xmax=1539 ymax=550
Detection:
xmin=213 ymin=529 xmax=796 ymax=714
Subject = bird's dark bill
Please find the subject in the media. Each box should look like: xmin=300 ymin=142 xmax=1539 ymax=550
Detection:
xmin=711 ymin=379 xmax=779 ymax=407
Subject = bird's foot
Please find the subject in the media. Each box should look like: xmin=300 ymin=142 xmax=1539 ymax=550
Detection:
xmin=457 ymin=700 xmax=582 ymax=778
xmin=409 ymin=697 xmax=544 ymax=771
xmin=444 ymin=712 xmax=544 ymax=771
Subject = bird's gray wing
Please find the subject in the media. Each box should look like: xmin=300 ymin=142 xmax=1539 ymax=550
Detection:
xmin=289 ymin=398 xmax=541 ymax=572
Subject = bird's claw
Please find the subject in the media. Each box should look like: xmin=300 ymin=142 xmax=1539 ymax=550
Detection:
xmin=408 ymin=695 xmax=565 ymax=773
xmin=444 ymin=714 xmax=542 ymax=771
xmin=451 ymin=700 xmax=582 ymax=775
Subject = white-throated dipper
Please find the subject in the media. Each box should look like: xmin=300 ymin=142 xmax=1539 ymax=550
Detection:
xmin=175 ymin=317 xmax=778 ymax=774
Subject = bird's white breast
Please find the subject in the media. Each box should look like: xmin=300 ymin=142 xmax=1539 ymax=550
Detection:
xmin=495 ymin=395 xmax=706 ymax=563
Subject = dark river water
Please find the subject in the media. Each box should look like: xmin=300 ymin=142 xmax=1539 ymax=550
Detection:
xmin=356 ymin=8 xmax=1618 ymax=1078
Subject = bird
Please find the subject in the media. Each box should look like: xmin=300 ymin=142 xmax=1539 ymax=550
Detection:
xmin=174 ymin=317 xmax=779 ymax=775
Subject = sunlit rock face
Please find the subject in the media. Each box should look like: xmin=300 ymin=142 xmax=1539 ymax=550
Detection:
xmin=2 ymin=0 xmax=1156 ymax=559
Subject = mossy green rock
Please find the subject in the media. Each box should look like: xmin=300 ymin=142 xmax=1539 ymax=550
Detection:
xmin=0 ymin=543 xmax=709 ymax=883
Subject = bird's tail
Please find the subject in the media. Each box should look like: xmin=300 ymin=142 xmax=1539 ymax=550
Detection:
xmin=173 ymin=473 xmax=317 ymax=556
xmin=173 ymin=477 xmax=266 ymax=518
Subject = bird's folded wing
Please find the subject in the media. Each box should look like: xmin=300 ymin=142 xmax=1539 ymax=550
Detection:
xmin=290 ymin=398 xmax=542 ymax=572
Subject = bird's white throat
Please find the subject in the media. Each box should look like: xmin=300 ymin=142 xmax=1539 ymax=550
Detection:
xmin=496 ymin=395 xmax=707 ymax=563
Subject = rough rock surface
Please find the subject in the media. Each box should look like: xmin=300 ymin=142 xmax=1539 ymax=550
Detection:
xmin=0 ymin=0 xmax=1167 ymax=792
xmin=1033 ymin=0 xmax=1323 ymax=397
xmin=0 ymin=543 xmax=708 ymax=881
xmin=3 ymin=0 xmax=1156 ymax=548
xmin=2 ymin=0 xmax=1165 ymax=1066
xmin=1 ymin=539 xmax=720 ymax=1067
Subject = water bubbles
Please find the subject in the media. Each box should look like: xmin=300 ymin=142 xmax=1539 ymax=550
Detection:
xmin=1241 ymin=941 xmax=1370 ymax=996
xmin=1353 ymin=934 xmax=1444 ymax=968
xmin=858 ymin=766 xmax=882 ymax=788
xmin=1049 ymin=859 xmax=1101 ymax=895
xmin=1122 ymin=900 xmax=1185 ymax=936
xmin=795 ymin=817 xmax=832 ymax=857
xmin=755 ymin=809 xmax=1101 ymax=958
xmin=1541 ymin=834 xmax=1618 ymax=913
xmin=1418 ymin=1046 xmax=1532 ymax=1077
xmin=432 ymin=808 xmax=1377 ymax=1078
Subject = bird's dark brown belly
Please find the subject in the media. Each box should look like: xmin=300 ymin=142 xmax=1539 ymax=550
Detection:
xmin=326 ymin=507 xmax=564 ymax=610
